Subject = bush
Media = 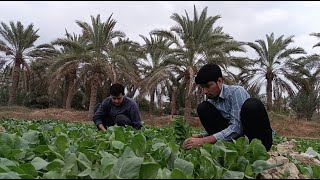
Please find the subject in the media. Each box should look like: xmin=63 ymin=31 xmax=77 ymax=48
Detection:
xmin=23 ymin=92 xmax=56 ymax=109
xmin=289 ymin=88 xmax=320 ymax=120
xmin=137 ymin=98 xmax=150 ymax=112
xmin=71 ymin=90 xmax=87 ymax=110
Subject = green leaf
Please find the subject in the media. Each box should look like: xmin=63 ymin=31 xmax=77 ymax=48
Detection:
xmin=245 ymin=139 xmax=269 ymax=162
xmin=48 ymin=145 xmax=63 ymax=160
xmin=31 ymin=157 xmax=49 ymax=170
xmin=90 ymin=164 xmax=113 ymax=179
xmin=114 ymin=127 xmax=126 ymax=142
xmin=111 ymin=147 xmax=144 ymax=179
xmin=43 ymin=171 xmax=66 ymax=179
xmin=252 ymin=160 xmax=283 ymax=174
xmin=47 ymin=159 xmax=64 ymax=171
xmin=109 ymin=131 xmax=115 ymax=141
xmin=235 ymin=156 xmax=249 ymax=172
xmin=19 ymin=174 xmax=34 ymax=179
xmin=139 ymin=162 xmax=161 ymax=179
xmin=33 ymin=145 xmax=49 ymax=153
xmin=54 ymin=135 xmax=69 ymax=153
xmin=0 ymin=172 xmax=21 ymax=179
xmin=162 ymin=147 xmax=172 ymax=160
xmin=222 ymin=171 xmax=244 ymax=179
xmin=0 ymin=164 xmax=10 ymax=172
xmin=305 ymin=147 xmax=320 ymax=160
xmin=78 ymin=168 xmax=91 ymax=177
xmin=155 ymin=168 xmax=171 ymax=179
xmin=312 ymin=165 xmax=320 ymax=178
xmin=14 ymin=137 xmax=29 ymax=149
xmin=0 ymin=158 xmax=17 ymax=166
xmin=0 ymin=145 xmax=12 ymax=157
xmin=62 ymin=150 xmax=77 ymax=175
xmin=200 ymin=148 xmax=211 ymax=158
xmin=100 ymin=151 xmax=118 ymax=167
xmin=171 ymin=168 xmax=188 ymax=179
xmin=78 ymin=152 xmax=92 ymax=169
xmin=112 ymin=140 xmax=125 ymax=150
xmin=152 ymin=142 xmax=166 ymax=151
xmin=18 ymin=163 xmax=38 ymax=177
xmin=22 ymin=131 xmax=39 ymax=145
xmin=130 ymin=133 xmax=147 ymax=157
xmin=174 ymin=158 xmax=194 ymax=177
xmin=0 ymin=133 xmax=15 ymax=148
xmin=199 ymin=157 xmax=216 ymax=179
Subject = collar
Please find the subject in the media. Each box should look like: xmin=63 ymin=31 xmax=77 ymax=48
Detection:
xmin=212 ymin=84 xmax=226 ymax=102
xmin=219 ymin=84 xmax=226 ymax=99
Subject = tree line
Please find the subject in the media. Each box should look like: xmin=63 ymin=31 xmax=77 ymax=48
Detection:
xmin=0 ymin=6 xmax=319 ymax=120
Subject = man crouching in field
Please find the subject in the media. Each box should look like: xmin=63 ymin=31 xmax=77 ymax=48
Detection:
xmin=183 ymin=64 xmax=273 ymax=151
xmin=93 ymin=83 xmax=142 ymax=131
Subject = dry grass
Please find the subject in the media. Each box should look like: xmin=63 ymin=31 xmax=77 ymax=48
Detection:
xmin=269 ymin=112 xmax=320 ymax=139
xmin=0 ymin=106 xmax=319 ymax=139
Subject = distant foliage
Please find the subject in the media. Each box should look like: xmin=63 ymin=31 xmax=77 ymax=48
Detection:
xmin=289 ymin=89 xmax=320 ymax=120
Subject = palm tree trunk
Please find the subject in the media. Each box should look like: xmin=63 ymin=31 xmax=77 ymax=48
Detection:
xmin=8 ymin=63 xmax=20 ymax=106
xmin=25 ymin=71 xmax=30 ymax=92
xmin=63 ymin=74 xmax=70 ymax=109
xmin=158 ymin=92 xmax=162 ymax=115
xmin=66 ymin=71 xmax=77 ymax=109
xmin=184 ymin=71 xmax=192 ymax=120
xmin=150 ymin=88 xmax=155 ymax=114
xmin=171 ymin=87 xmax=177 ymax=118
xmin=104 ymin=80 xmax=112 ymax=99
xmin=277 ymin=97 xmax=282 ymax=112
xmin=266 ymin=72 xmax=273 ymax=111
xmin=66 ymin=81 xmax=76 ymax=109
xmin=88 ymin=75 xmax=100 ymax=120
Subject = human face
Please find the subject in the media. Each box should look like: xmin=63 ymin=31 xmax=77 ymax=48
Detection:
xmin=111 ymin=94 xmax=124 ymax=106
xmin=200 ymin=78 xmax=223 ymax=99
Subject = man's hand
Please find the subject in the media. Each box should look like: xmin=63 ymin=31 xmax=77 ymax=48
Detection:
xmin=183 ymin=137 xmax=205 ymax=150
xmin=98 ymin=124 xmax=107 ymax=131
xmin=183 ymin=135 xmax=217 ymax=150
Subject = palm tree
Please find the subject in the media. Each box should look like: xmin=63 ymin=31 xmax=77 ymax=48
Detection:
xmin=310 ymin=32 xmax=320 ymax=116
xmin=0 ymin=57 xmax=10 ymax=105
xmin=311 ymin=32 xmax=320 ymax=49
xmin=245 ymin=33 xmax=306 ymax=110
xmin=108 ymin=38 xmax=145 ymax=98
xmin=0 ymin=21 xmax=39 ymax=105
xmin=26 ymin=43 xmax=61 ymax=107
xmin=285 ymin=55 xmax=320 ymax=119
xmin=49 ymin=31 xmax=90 ymax=109
xmin=139 ymin=34 xmax=174 ymax=113
xmin=152 ymin=5 xmax=243 ymax=119
xmin=76 ymin=14 xmax=125 ymax=120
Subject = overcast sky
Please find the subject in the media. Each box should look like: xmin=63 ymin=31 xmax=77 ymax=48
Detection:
xmin=1 ymin=1 xmax=320 ymax=57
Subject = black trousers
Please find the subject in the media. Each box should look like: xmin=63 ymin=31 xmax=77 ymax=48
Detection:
xmin=94 ymin=103 xmax=132 ymax=128
xmin=197 ymin=98 xmax=273 ymax=151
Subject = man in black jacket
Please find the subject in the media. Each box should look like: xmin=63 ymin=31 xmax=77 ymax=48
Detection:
xmin=93 ymin=83 xmax=142 ymax=131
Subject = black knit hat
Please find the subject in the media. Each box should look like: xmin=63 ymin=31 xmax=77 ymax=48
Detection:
xmin=195 ymin=64 xmax=222 ymax=84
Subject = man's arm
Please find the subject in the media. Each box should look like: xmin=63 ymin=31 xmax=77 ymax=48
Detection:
xmin=129 ymin=102 xmax=142 ymax=130
xmin=213 ymin=87 xmax=250 ymax=141
xmin=93 ymin=98 xmax=110 ymax=131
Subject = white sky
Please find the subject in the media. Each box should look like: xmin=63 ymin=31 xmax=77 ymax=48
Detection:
xmin=1 ymin=1 xmax=320 ymax=57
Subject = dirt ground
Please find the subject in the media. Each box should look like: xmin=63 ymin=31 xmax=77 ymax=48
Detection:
xmin=0 ymin=106 xmax=319 ymax=139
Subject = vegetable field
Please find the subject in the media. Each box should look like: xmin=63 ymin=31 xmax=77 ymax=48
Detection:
xmin=0 ymin=117 xmax=319 ymax=179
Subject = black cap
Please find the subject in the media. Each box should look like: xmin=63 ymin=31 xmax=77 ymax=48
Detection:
xmin=195 ymin=64 xmax=222 ymax=84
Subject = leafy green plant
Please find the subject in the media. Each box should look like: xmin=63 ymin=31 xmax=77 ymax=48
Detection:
xmin=172 ymin=116 xmax=191 ymax=146
xmin=0 ymin=117 xmax=308 ymax=179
